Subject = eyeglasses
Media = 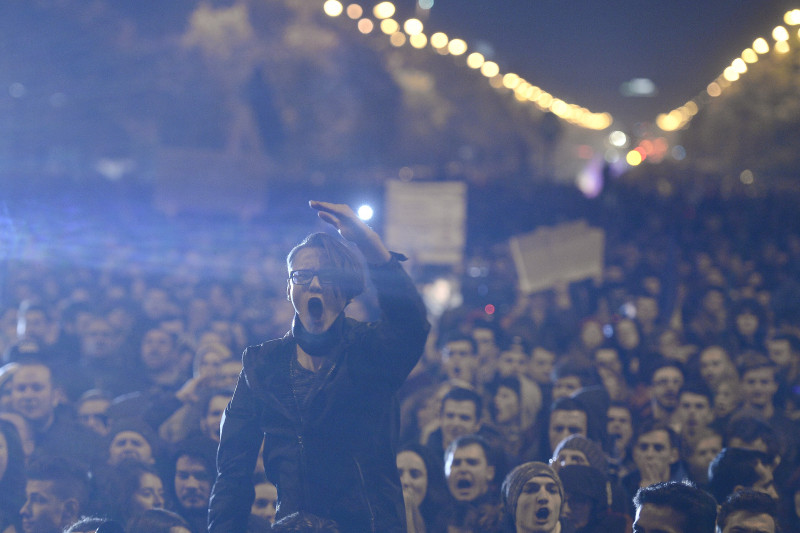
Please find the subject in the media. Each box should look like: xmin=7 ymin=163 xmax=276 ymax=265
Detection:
xmin=289 ymin=269 xmax=339 ymax=285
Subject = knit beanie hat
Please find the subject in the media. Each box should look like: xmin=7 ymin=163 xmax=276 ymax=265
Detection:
xmin=557 ymin=464 xmax=607 ymax=507
xmin=551 ymin=434 xmax=607 ymax=473
xmin=501 ymin=461 xmax=564 ymax=517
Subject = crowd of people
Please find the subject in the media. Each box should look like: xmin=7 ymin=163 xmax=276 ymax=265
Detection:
xmin=0 ymin=184 xmax=799 ymax=532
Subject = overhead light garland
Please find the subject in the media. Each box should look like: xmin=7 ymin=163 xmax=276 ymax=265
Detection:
xmin=322 ymin=1 xmax=800 ymax=170
xmin=321 ymin=0 xmax=613 ymax=131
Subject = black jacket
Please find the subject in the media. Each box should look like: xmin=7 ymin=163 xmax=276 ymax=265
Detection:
xmin=208 ymin=257 xmax=430 ymax=532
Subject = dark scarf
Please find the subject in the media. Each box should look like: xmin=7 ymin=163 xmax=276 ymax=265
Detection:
xmin=291 ymin=312 xmax=346 ymax=357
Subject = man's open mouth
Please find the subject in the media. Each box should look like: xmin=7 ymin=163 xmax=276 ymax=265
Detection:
xmin=308 ymin=297 xmax=323 ymax=319
xmin=456 ymin=478 xmax=472 ymax=489
xmin=536 ymin=508 xmax=550 ymax=520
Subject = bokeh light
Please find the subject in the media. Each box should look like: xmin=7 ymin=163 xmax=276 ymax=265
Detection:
xmin=373 ymin=1 xmax=395 ymax=19
xmin=447 ymin=38 xmax=467 ymax=56
xmin=323 ymin=0 xmax=343 ymax=17
xmin=403 ymin=18 xmax=423 ymax=36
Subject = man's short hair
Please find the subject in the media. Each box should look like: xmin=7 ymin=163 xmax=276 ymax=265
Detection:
xmin=286 ymin=232 xmax=365 ymax=303
xmin=635 ymin=420 xmax=680 ymax=451
xmin=633 ymin=481 xmax=717 ymax=533
xmin=770 ymin=332 xmax=800 ymax=353
xmin=708 ymin=447 xmax=769 ymax=503
xmin=438 ymin=331 xmax=478 ymax=354
xmin=725 ymin=416 xmax=781 ymax=460
xmin=716 ymin=489 xmax=777 ymax=532
xmin=647 ymin=358 xmax=685 ymax=385
xmin=551 ymin=356 xmax=601 ymax=388
xmin=440 ymin=386 xmax=483 ymax=420
xmin=550 ymin=396 xmax=588 ymax=416
xmin=678 ymin=380 xmax=714 ymax=406
xmin=444 ymin=434 xmax=496 ymax=469
xmin=736 ymin=352 xmax=776 ymax=377
xmin=26 ymin=456 xmax=91 ymax=511
xmin=271 ymin=511 xmax=340 ymax=532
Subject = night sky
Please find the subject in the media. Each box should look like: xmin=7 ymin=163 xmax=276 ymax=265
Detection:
xmin=425 ymin=0 xmax=797 ymax=128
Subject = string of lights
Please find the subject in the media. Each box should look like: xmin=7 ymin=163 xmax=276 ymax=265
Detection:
xmin=321 ymin=2 xmax=800 ymax=169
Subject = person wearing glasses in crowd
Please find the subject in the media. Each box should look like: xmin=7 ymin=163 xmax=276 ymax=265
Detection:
xmin=209 ymin=201 xmax=430 ymax=533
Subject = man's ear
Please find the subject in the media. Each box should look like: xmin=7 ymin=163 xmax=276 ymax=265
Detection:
xmin=486 ymin=465 xmax=496 ymax=483
xmin=61 ymin=498 xmax=80 ymax=527
xmin=286 ymin=280 xmax=291 ymax=302
xmin=669 ymin=446 xmax=680 ymax=464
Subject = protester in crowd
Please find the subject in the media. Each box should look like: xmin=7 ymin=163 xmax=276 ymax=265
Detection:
xmin=632 ymin=480 xmax=717 ymax=533
xmin=716 ymin=489 xmax=778 ymax=533
xmin=435 ymin=434 xmax=504 ymax=532
xmin=20 ymin=456 xmax=91 ymax=533
xmin=209 ymin=201 xmax=430 ymax=532
xmin=558 ymin=464 xmax=629 ymax=533
xmin=395 ymin=442 xmax=449 ymax=533
xmin=500 ymin=461 xmax=564 ymax=533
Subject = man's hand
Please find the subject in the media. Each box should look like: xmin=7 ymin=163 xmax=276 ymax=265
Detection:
xmin=310 ymin=200 xmax=392 ymax=264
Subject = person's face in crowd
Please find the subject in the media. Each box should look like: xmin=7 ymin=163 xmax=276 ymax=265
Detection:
xmin=686 ymin=434 xmax=722 ymax=483
xmin=77 ymin=397 xmax=111 ymax=436
xmin=607 ymin=406 xmax=634 ymax=453
xmin=80 ymin=318 xmax=117 ymax=359
xmin=514 ymin=475 xmax=561 ymax=533
xmin=20 ymin=309 xmax=48 ymax=343
xmin=677 ymin=392 xmax=713 ymax=434
xmin=551 ymin=449 xmax=588 ymax=471
xmin=140 ymin=329 xmax=177 ymax=371
xmin=741 ymin=368 xmax=778 ymax=409
xmin=595 ymin=348 xmax=622 ymax=374
xmin=632 ymin=430 xmax=677 ymax=481
xmin=251 ymin=480 xmax=278 ymax=524
xmin=142 ymin=288 xmax=176 ymax=320
xmin=616 ymin=319 xmax=641 ymax=349
xmin=529 ymin=348 xmax=555 ymax=385
xmin=580 ymin=321 xmax=604 ymax=351
xmin=396 ymin=450 xmax=428 ymax=507
xmin=441 ymin=399 xmax=479 ymax=448
xmin=217 ymin=360 xmax=242 ymax=391
xmin=174 ymin=455 xmax=212 ymax=510
xmin=563 ymin=492 xmax=592 ymax=531
xmin=657 ymin=329 xmax=684 ymax=362
xmin=747 ymin=460 xmax=780 ymax=500
xmin=699 ymin=347 xmax=733 ymax=388
xmin=493 ymin=385 xmax=520 ymax=424
xmin=714 ymin=381 xmax=739 ymax=418
xmin=767 ymin=339 xmax=795 ymax=373
xmin=11 ymin=364 xmax=57 ymax=425
xmin=702 ymin=288 xmax=725 ymax=314
xmin=497 ymin=349 xmax=528 ymax=378
xmin=633 ymin=503 xmax=685 ymax=533
xmin=553 ymin=376 xmax=582 ymax=401
xmin=735 ymin=310 xmax=759 ymax=337
xmin=21 ymin=479 xmax=75 ymax=533
xmin=109 ymin=430 xmax=155 ymax=466
xmin=132 ymin=472 xmax=165 ymax=514
xmin=445 ymin=443 xmax=494 ymax=502
xmin=196 ymin=349 xmax=226 ymax=379
xmin=650 ymin=366 xmax=684 ymax=411
xmin=472 ymin=327 xmax=498 ymax=360
xmin=287 ymin=247 xmax=347 ymax=335
xmin=442 ymin=340 xmax=478 ymax=384
xmin=635 ymin=295 xmax=659 ymax=325
xmin=721 ymin=511 xmax=775 ymax=533
xmin=548 ymin=410 xmax=588 ymax=453
xmin=201 ymin=395 xmax=228 ymax=442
